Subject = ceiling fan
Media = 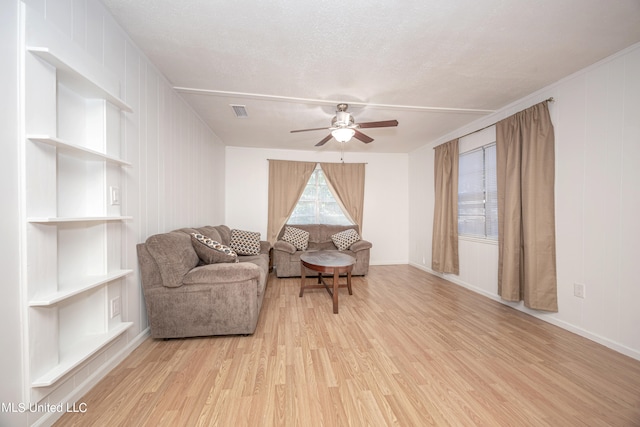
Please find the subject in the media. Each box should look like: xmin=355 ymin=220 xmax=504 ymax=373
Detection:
xmin=290 ymin=103 xmax=399 ymax=146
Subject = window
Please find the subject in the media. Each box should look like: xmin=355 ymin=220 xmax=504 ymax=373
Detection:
xmin=458 ymin=143 xmax=498 ymax=239
xmin=289 ymin=168 xmax=353 ymax=225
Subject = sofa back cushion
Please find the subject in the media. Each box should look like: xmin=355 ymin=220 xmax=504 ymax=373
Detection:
xmin=145 ymin=231 xmax=199 ymax=288
xmin=197 ymin=225 xmax=231 ymax=245
xmin=278 ymin=224 xmax=360 ymax=245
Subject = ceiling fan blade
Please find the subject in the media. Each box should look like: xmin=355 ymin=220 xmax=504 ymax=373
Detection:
xmin=357 ymin=120 xmax=399 ymax=129
xmin=353 ymin=130 xmax=374 ymax=143
xmin=291 ymin=127 xmax=330 ymax=133
xmin=315 ymin=134 xmax=333 ymax=146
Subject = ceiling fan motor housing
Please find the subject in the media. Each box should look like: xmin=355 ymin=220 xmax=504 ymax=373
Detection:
xmin=332 ymin=108 xmax=355 ymax=129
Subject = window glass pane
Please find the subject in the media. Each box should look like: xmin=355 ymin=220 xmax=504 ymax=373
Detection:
xmin=300 ymin=185 xmax=316 ymax=201
xmin=484 ymin=144 xmax=498 ymax=239
xmin=459 ymin=216 xmax=486 ymax=236
xmin=458 ymin=144 xmax=498 ymax=240
xmin=289 ymin=169 xmax=353 ymax=225
xmin=318 ymin=185 xmax=334 ymax=201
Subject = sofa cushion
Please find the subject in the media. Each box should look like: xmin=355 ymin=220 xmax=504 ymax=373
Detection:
xmin=191 ymin=233 xmax=238 ymax=264
xmin=331 ymin=228 xmax=361 ymax=250
xmin=145 ymin=232 xmax=199 ymax=288
xmin=273 ymin=239 xmax=296 ymax=254
xmin=230 ymin=229 xmax=261 ymax=255
xmin=215 ymin=225 xmax=232 ymax=245
xmin=350 ymin=239 xmax=373 ymax=252
xmin=281 ymin=226 xmax=310 ymax=251
xmin=195 ymin=226 xmax=223 ymax=244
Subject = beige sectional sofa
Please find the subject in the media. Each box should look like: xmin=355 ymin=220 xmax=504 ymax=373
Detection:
xmin=136 ymin=225 xmax=270 ymax=339
xmin=273 ymin=224 xmax=372 ymax=278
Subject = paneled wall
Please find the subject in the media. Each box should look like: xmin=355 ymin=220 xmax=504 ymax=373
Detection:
xmin=3 ymin=1 xmax=225 ymax=425
xmin=409 ymin=43 xmax=640 ymax=360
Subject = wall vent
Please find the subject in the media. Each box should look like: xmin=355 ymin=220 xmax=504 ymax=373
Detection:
xmin=230 ymin=104 xmax=249 ymax=118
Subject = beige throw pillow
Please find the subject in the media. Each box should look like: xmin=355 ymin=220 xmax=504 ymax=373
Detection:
xmin=331 ymin=229 xmax=361 ymax=251
xmin=230 ymin=229 xmax=261 ymax=255
xmin=191 ymin=233 xmax=238 ymax=264
xmin=282 ymin=226 xmax=310 ymax=251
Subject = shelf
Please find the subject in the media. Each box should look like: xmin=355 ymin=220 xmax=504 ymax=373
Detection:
xmin=31 ymin=322 xmax=133 ymax=388
xmin=27 ymin=135 xmax=132 ymax=166
xmin=28 ymin=216 xmax=132 ymax=223
xmin=28 ymin=47 xmax=133 ymax=113
xmin=29 ymin=270 xmax=133 ymax=306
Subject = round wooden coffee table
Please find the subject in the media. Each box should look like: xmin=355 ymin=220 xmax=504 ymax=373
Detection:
xmin=299 ymin=251 xmax=356 ymax=314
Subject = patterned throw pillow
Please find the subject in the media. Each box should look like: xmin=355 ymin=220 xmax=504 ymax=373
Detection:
xmin=230 ymin=229 xmax=261 ymax=255
xmin=191 ymin=233 xmax=238 ymax=264
xmin=331 ymin=229 xmax=361 ymax=251
xmin=281 ymin=226 xmax=310 ymax=251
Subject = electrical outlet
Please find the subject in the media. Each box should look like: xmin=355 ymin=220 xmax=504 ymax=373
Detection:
xmin=573 ymin=283 xmax=585 ymax=299
xmin=109 ymin=186 xmax=120 ymax=206
xmin=110 ymin=297 xmax=121 ymax=318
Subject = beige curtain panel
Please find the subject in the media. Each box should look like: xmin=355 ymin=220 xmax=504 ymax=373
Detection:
xmin=320 ymin=162 xmax=366 ymax=232
xmin=432 ymin=139 xmax=459 ymax=274
xmin=267 ymin=160 xmax=316 ymax=243
xmin=496 ymin=101 xmax=558 ymax=312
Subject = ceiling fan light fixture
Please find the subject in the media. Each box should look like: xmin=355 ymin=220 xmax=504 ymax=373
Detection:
xmin=331 ymin=128 xmax=355 ymax=143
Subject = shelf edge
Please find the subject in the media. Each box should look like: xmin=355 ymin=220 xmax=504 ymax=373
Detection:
xmin=28 ymin=216 xmax=133 ymax=223
xmin=27 ymin=135 xmax=132 ymax=167
xmin=28 ymin=46 xmax=133 ymax=113
xmin=29 ymin=270 xmax=134 ymax=306
xmin=31 ymin=322 xmax=134 ymax=388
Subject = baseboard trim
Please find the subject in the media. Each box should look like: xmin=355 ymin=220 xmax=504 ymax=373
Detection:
xmin=370 ymin=260 xmax=409 ymax=266
xmin=33 ymin=328 xmax=150 ymax=427
xmin=408 ymin=262 xmax=640 ymax=362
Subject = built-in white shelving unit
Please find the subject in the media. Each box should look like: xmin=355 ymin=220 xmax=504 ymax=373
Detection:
xmin=24 ymin=36 xmax=133 ymax=394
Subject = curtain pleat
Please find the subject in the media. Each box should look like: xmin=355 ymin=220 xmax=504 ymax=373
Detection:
xmin=432 ymin=139 xmax=459 ymax=274
xmin=320 ymin=162 xmax=366 ymax=232
xmin=496 ymin=102 xmax=558 ymax=312
xmin=267 ymin=160 xmax=316 ymax=243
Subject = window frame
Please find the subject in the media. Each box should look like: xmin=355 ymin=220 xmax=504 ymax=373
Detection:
xmin=457 ymin=142 xmax=498 ymax=241
xmin=288 ymin=167 xmax=354 ymax=226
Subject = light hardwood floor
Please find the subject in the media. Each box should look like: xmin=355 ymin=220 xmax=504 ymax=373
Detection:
xmin=55 ymin=265 xmax=640 ymax=426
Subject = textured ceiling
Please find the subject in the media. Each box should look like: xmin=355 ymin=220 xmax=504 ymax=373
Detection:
xmin=101 ymin=0 xmax=640 ymax=153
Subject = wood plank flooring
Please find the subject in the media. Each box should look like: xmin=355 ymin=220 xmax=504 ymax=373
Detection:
xmin=55 ymin=265 xmax=640 ymax=426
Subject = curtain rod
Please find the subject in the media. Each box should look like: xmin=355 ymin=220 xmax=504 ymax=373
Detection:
xmin=266 ymin=159 xmax=367 ymax=164
xmin=434 ymin=97 xmax=555 ymax=148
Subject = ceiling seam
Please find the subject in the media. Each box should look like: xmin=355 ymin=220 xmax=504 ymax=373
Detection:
xmin=173 ymin=86 xmax=496 ymax=114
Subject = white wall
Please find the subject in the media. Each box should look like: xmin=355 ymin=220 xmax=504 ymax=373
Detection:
xmin=1 ymin=2 xmax=25 ymax=426
xmin=409 ymin=43 xmax=640 ymax=360
xmin=225 ymin=147 xmax=409 ymax=265
xmin=3 ymin=1 xmax=226 ymax=425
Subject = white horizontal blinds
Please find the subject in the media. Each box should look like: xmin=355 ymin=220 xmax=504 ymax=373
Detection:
xmin=458 ymin=144 xmax=498 ymax=239
xmin=484 ymin=144 xmax=498 ymax=238
xmin=289 ymin=169 xmax=351 ymax=225
xmin=459 ymin=148 xmax=485 ymax=236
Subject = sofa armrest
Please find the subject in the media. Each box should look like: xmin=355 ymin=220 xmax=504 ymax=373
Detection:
xmin=350 ymin=239 xmax=372 ymax=252
xmin=273 ymin=240 xmax=296 ymax=254
xmin=259 ymin=240 xmax=272 ymax=255
xmin=183 ymin=262 xmax=261 ymax=285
